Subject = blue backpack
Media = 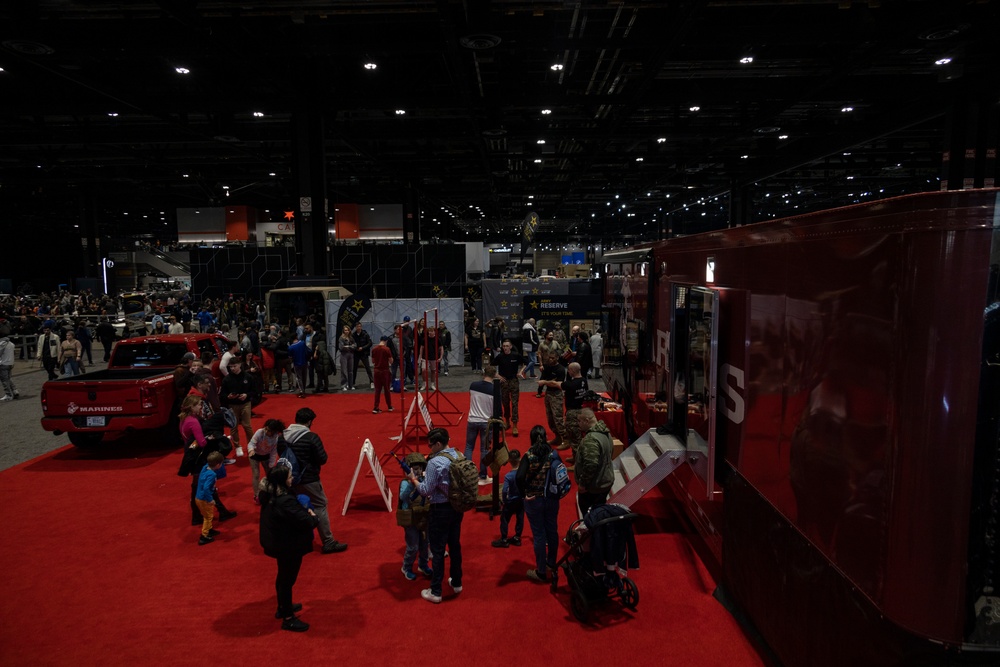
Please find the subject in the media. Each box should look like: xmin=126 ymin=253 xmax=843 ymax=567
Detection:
xmin=278 ymin=439 xmax=306 ymax=486
xmin=545 ymin=451 xmax=572 ymax=500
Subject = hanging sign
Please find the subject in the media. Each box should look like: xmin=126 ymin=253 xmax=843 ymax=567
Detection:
xmin=342 ymin=439 xmax=393 ymax=515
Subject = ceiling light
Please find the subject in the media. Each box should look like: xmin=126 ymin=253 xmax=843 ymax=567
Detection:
xmin=635 ymin=157 xmax=643 ymax=162
xmin=657 ymin=137 xmax=666 ymax=143
xmin=269 ymin=172 xmax=276 ymax=177
xmin=689 ymin=105 xmax=701 ymax=112
xmin=841 ymin=106 xmax=854 ymax=113
xmin=740 ymin=155 xmax=749 ymax=159
xmin=174 ymin=67 xmax=190 ymax=74
xmin=528 ymin=195 xmax=534 ymax=199
xmin=364 ymin=62 xmax=377 ymax=70
xmin=108 ymin=112 xmax=118 ymax=117
xmin=253 ymin=111 xmax=264 ymax=117
xmin=536 ymin=139 xmax=545 ymax=145
xmin=182 ymin=174 xmax=189 ymax=178
xmin=778 ymin=134 xmax=789 ymax=140
xmin=541 ymin=109 xmax=552 ymax=115
xmin=550 ymin=63 xmax=564 ymax=71
xmin=740 ymin=56 xmax=754 ymax=64
xmin=935 ymin=57 xmax=952 ymax=66
xmin=0 ymin=67 xmax=4 ymax=73
xmin=395 ymin=109 xmax=406 ymax=115
xmin=534 ymin=159 xmax=542 ymax=163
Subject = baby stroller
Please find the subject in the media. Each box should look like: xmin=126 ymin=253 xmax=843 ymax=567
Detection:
xmin=552 ymin=503 xmax=640 ymax=622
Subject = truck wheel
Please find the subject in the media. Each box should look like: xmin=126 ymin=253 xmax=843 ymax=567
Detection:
xmin=69 ymin=432 xmax=103 ymax=448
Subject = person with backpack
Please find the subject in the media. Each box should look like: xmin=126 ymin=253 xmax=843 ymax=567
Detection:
xmin=516 ymin=425 xmax=566 ymax=584
xmin=410 ymin=427 xmax=467 ymax=604
xmin=281 ymin=407 xmax=348 ymax=554
xmin=574 ymin=408 xmax=615 ymax=517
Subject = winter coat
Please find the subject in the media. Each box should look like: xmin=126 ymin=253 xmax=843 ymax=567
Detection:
xmin=576 ymin=420 xmax=614 ymax=493
xmin=259 ymin=486 xmax=318 ymax=558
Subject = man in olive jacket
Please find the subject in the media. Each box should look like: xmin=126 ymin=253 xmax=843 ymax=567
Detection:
xmin=575 ymin=408 xmax=615 ymax=516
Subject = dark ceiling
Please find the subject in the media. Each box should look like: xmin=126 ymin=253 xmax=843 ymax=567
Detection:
xmin=1 ymin=0 xmax=998 ymax=247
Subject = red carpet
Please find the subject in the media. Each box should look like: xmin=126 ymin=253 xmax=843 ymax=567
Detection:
xmin=0 ymin=390 xmax=767 ymax=667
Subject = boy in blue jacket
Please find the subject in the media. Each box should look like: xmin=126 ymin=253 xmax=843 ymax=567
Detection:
xmin=195 ymin=451 xmax=225 ymax=545
xmin=398 ymin=453 xmax=433 ymax=580
xmin=491 ymin=449 xmax=524 ymax=548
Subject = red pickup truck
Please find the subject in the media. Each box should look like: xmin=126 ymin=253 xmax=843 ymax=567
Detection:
xmin=40 ymin=333 xmax=230 ymax=447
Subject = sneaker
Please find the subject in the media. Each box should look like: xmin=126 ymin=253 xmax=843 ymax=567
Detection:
xmin=430 ymin=384 xmax=436 ymax=391
xmin=512 ymin=425 xmax=519 ymax=437
xmin=0 ymin=396 xmax=11 ymax=402
xmin=275 ymin=603 xmax=302 ymax=619
xmin=224 ymin=458 xmax=236 ymax=465
xmin=373 ymin=408 xmax=381 ymax=414
xmin=448 ymin=577 xmax=463 ymax=594
xmin=527 ymin=569 xmax=548 ymax=583
xmin=236 ymin=446 xmax=245 ymax=457
xmin=12 ymin=392 xmax=19 ymax=399
xmin=421 ymin=588 xmax=442 ymax=604
xmin=208 ymin=528 xmax=221 ymax=537
xmin=535 ymin=393 xmax=543 ymax=398
xmin=370 ymin=382 xmax=375 ymax=389
xmin=321 ymin=541 xmax=348 ymax=554
xmin=401 ymin=567 xmax=417 ymax=581
xmin=478 ymin=476 xmax=493 ymax=486
xmin=443 ymin=371 xmax=449 ymax=376
xmin=388 ymin=406 xmax=394 ymax=412
xmin=281 ymin=616 xmax=309 ymax=632
xmin=491 ymin=538 xmax=509 ymax=548
xmin=342 ymin=386 xmax=349 ymax=391
xmin=198 ymin=535 xmax=214 ymax=546
xmin=510 ymin=536 xmax=522 ymax=546
xmin=418 ymin=565 xmax=433 ymax=577
xmin=518 ymin=371 xmax=526 ymax=380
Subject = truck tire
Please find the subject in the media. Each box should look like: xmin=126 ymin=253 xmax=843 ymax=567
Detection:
xmin=69 ymin=432 xmax=103 ymax=448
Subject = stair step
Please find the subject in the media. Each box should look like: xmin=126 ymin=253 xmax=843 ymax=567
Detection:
xmin=634 ymin=442 xmax=659 ymax=467
xmin=611 ymin=467 xmax=626 ymax=494
xmin=619 ymin=452 xmax=643 ymax=482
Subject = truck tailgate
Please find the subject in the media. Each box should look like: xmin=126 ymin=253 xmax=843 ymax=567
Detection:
xmin=41 ymin=371 xmax=174 ymax=431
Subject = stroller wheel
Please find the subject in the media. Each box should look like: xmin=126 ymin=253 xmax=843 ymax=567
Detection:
xmin=571 ymin=590 xmax=589 ymax=623
xmin=620 ymin=576 xmax=639 ymax=610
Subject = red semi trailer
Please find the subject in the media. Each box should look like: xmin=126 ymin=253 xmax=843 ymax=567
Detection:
xmin=601 ymin=190 xmax=1000 ymax=666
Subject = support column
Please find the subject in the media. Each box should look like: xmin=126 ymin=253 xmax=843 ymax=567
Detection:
xmin=941 ymin=83 xmax=1000 ymax=190
xmin=292 ymin=108 xmax=330 ymax=277
xmin=729 ymin=182 xmax=753 ymax=228
xmin=82 ymin=189 xmax=99 ymax=277
xmin=402 ymin=184 xmax=421 ymax=244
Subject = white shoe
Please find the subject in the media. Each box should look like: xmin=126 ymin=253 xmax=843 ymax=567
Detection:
xmin=342 ymin=386 xmax=348 ymax=391
xmin=430 ymin=384 xmax=437 ymax=391
xmin=448 ymin=577 xmax=463 ymax=594
xmin=478 ymin=477 xmax=493 ymax=486
xmin=236 ymin=447 xmax=245 ymax=457
xmin=0 ymin=395 xmax=12 ymax=402
xmin=370 ymin=382 xmax=374 ymax=389
xmin=421 ymin=589 xmax=442 ymax=604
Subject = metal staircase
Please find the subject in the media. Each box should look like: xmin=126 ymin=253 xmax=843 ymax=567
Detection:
xmin=607 ymin=428 xmax=697 ymax=508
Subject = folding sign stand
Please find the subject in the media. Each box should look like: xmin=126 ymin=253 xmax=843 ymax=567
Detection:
xmin=343 ymin=439 xmax=393 ymax=515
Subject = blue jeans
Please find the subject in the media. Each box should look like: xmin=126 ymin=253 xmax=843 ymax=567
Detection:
xmin=63 ymin=359 xmax=81 ymax=376
xmin=403 ymin=526 xmax=429 ymax=572
xmin=464 ymin=421 xmax=492 ymax=478
xmin=524 ymin=496 xmax=560 ymax=578
xmin=428 ymin=503 xmax=463 ymax=596
xmin=525 ymin=350 xmax=538 ymax=377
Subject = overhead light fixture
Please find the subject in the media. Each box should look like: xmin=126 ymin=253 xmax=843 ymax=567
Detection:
xmin=395 ymin=109 xmax=406 ymax=115
xmin=935 ymin=57 xmax=953 ymax=66
xmin=536 ymin=139 xmax=545 ymax=144
xmin=108 ymin=112 xmax=118 ymax=117
xmin=253 ymin=111 xmax=264 ymax=117
xmin=364 ymin=61 xmax=377 ymax=70
xmin=528 ymin=195 xmax=534 ymax=199
xmin=740 ymin=56 xmax=754 ymax=64
xmin=269 ymin=172 xmax=276 ymax=177
xmin=533 ymin=159 xmax=542 ymax=163
xmin=689 ymin=105 xmax=701 ymax=112
xmin=778 ymin=134 xmax=789 ymax=140
xmin=550 ymin=63 xmax=564 ymax=71
xmin=841 ymin=106 xmax=854 ymax=113
xmin=740 ymin=154 xmax=749 ymax=159
xmin=635 ymin=157 xmax=644 ymax=162
xmin=182 ymin=174 xmax=190 ymax=178
xmin=174 ymin=66 xmax=190 ymax=74
xmin=541 ymin=109 xmax=552 ymax=115
xmin=657 ymin=137 xmax=666 ymax=143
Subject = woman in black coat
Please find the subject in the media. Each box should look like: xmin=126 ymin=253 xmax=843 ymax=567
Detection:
xmin=259 ymin=462 xmax=319 ymax=632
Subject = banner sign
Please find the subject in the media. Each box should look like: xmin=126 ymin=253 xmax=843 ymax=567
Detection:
xmin=522 ymin=294 xmax=603 ymax=320
xmin=519 ymin=211 xmax=539 ymax=262
xmin=122 ymin=294 xmax=146 ymax=333
xmin=337 ymin=293 xmax=372 ymax=333
xmin=342 ymin=439 xmax=393 ymax=515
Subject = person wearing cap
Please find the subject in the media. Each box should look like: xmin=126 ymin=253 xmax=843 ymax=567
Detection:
xmin=371 ymin=335 xmax=394 ymax=414
xmin=36 ymin=323 xmax=61 ymax=380
xmin=258 ymin=459 xmax=319 ymax=632
xmin=397 ymin=452 xmax=432 ymax=580
xmin=410 ymin=427 xmax=464 ymax=603
xmin=173 ymin=351 xmax=198 ymax=397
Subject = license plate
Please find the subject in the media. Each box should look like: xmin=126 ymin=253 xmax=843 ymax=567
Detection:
xmin=86 ymin=416 xmax=106 ymax=427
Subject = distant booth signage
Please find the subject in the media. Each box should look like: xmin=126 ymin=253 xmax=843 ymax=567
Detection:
xmin=522 ymin=295 xmax=603 ymax=321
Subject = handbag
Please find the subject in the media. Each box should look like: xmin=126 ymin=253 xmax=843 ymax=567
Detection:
xmin=177 ymin=443 xmax=200 ymax=477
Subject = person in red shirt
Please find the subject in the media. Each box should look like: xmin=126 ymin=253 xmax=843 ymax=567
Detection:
xmin=371 ymin=335 xmax=394 ymax=414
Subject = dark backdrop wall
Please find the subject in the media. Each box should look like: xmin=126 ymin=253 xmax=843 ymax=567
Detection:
xmin=189 ymin=243 xmax=467 ymax=303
